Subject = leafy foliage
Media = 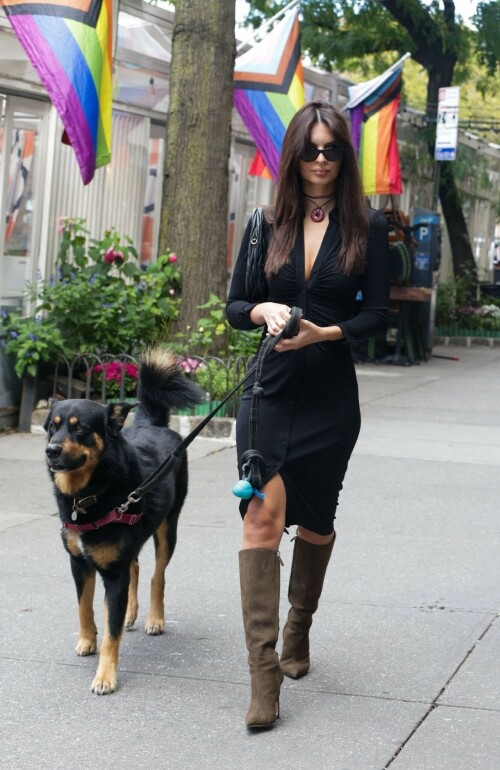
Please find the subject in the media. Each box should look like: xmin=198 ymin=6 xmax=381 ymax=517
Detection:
xmin=245 ymin=1 xmax=500 ymax=118
xmin=175 ymin=293 xmax=261 ymax=359
xmin=1 ymin=219 xmax=181 ymax=377
xmin=1 ymin=220 xmax=261 ymax=382
xmin=194 ymin=358 xmax=241 ymax=401
xmin=473 ymin=0 xmax=500 ymax=76
xmin=436 ymin=268 xmax=500 ymax=331
xmin=1 ymin=312 xmax=64 ymax=378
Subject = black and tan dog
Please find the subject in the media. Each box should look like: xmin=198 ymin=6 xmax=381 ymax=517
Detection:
xmin=44 ymin=348 xmax=203 ymax=694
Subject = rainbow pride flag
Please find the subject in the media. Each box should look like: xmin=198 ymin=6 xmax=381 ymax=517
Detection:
xmin=1 ymin=0 xmax=113 ymax=185
xmin=346 ymin=58 xmax=409 ymax=196
xmin=234 ymin=9 xmax=305 ymax=181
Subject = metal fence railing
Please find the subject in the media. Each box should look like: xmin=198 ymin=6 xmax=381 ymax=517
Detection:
xmin=51 ymin=353 xmax=254 ymax=418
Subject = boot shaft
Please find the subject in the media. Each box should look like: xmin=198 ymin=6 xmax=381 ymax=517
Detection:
xmin=239 ymin=548 xmax=281 ymax=654
xmin=287 ymin=534 xmax=335 ymax=612
xmin=239 ymin=548 xmax=283 ymax=727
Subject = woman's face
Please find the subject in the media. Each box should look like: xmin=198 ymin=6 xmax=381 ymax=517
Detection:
xmin=298 ymin=121 xmax=343 ymax=192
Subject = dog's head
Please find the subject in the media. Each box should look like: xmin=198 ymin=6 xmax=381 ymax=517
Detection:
xmin=44 ymin=399 xmax=135 ymax=496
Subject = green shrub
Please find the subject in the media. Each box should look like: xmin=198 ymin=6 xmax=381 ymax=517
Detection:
xmin=1 ymin=218 xmax=181 ymax=377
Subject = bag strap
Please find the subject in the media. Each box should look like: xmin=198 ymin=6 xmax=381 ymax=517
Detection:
xmin=245 ymin=207 xmax=267 ymax=300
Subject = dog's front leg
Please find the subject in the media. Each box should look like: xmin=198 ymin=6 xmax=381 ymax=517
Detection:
xmin=91 ymin=570 xmax=129 ymax=695
xmin=70 ymin=555 xmax=98 ymax=656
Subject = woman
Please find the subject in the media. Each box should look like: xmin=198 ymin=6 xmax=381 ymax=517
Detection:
xmin=226 ymin=101 xmax=390 ymax=728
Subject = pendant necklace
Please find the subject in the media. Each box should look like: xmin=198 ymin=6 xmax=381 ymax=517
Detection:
xmin=304 ymin=193 xmax=336 ymax=223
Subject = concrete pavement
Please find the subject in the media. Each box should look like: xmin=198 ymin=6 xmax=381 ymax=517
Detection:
xmin=0 ymin=344 xmax=499 ymax=769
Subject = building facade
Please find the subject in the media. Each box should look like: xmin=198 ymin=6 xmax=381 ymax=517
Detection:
xmin=0 ymin=0 xmax=498 ymax=407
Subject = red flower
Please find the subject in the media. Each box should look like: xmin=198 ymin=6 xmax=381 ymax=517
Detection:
xmin=104 ymin=247 xmax=124 ymax=264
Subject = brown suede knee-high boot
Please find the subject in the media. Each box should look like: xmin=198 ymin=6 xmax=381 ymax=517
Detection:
xmin=280 ymin=534 xmax=335 ymax=679
xmin=239 ymin=548 xmax=284 ymax=728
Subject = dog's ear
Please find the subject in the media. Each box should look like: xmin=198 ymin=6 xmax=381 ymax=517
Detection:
xmin=106 ymin=402 xmax=138 ymax=434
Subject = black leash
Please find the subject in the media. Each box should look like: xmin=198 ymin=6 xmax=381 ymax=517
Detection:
xmin=116 ymin=307 xmax=303 ymax=514
xmin=236 ymin=305 xmax=302 ymax=500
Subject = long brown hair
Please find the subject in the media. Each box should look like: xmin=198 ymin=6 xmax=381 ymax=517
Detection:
xmin=265 ymin=101 xmax=368 ymax=276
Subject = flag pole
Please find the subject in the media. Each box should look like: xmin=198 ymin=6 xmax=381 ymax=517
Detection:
xmin=236 ymin=0 xmax=300 ymax=53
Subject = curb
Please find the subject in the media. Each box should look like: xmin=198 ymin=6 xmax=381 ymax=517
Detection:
xmin=30 ymin=407 xmax=236 ymax=440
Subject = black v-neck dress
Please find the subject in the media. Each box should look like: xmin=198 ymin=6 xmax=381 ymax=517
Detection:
xmin=226 ymin=207 xmax=390 ymax=535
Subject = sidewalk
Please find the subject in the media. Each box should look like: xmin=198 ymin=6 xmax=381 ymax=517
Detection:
xmin=1 ymin=345 xmax=499 ymax=770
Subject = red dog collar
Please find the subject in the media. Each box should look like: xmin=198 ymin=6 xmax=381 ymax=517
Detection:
xmin=63 ymin=509 xmax=143 ymax=532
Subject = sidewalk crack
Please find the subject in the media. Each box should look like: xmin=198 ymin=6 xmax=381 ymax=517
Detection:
xmin=383 ymin=612 xmax=499 ymax=768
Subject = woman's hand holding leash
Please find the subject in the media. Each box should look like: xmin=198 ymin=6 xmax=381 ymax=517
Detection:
xmin=250 ymin=302 xmax=292 ymax=335
xmin=274 ymin=318 xmax=344 ymax=351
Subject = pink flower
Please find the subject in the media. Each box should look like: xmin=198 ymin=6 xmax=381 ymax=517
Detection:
xmin=179 ymin=357 xmax=204 ymax=375
xmin=104 ymin=248 xmax=124 ymax=264
xmin=168 ymin=253 xmax=178 ymax=263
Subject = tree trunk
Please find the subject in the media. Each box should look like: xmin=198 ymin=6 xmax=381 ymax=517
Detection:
xmin=382 ymin=0 xmax=477 ymax=285
xmin=438 ymin=162 xmax=477 ymax=293
xmin=426 ymin=67 xmax=477 ymax=286
xmin=159 ymin=0 xmax=236 ymax=337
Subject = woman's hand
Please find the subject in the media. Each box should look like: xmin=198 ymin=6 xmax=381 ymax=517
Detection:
xmin=274 ymin=318 xmax=344 ymax=351
xmin=250 ymin=302 xmax=291 ymax=335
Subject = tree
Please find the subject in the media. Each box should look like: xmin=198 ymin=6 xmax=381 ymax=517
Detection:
xmin=473 ymin=1 xmax=500 ymax=76
xmin=246 ymin=0 xmax=499 ymax=284
xmin=159 ymin=0 xmax=236 ymax=334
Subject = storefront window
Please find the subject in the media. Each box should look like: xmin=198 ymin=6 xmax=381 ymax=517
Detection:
xmin=0 ymin=98 xmax=48 ymax=312
xmin=114 ymin=10 xmax=170 ymax=113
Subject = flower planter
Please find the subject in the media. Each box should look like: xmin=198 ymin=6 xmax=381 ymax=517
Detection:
xmin=435 ymin=327 xmax=500 ymax=338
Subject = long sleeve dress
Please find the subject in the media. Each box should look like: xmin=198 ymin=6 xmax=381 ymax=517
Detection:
xmin=226 ymin=207 xmax=390 ymax=535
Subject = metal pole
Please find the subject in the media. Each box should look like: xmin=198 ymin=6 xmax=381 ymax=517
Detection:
xmin=432 ymin=160 xmax=441 ymax=212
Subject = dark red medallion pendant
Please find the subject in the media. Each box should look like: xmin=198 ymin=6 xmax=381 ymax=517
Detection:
xmin=310 ymin=207 xmax=325 ymax=223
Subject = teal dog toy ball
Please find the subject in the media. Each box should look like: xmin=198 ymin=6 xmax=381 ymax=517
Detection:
xmin=232 ymin=480 xmax=253 ymax=499
xmin=232 ymin=480 xmax=265 ymax=501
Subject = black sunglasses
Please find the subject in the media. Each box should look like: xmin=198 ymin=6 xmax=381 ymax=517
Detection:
xmin=299 ymin=144 xmax=344 ymax=162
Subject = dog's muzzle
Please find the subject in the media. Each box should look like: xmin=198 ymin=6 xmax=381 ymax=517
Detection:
xmin=46 ymin=443 xmax=86 ymax=473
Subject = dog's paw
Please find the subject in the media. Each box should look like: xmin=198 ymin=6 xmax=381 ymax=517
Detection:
xmin=145 ymin=617 xmax=165 ymax=635
xmin=91 ymin=668 xmax=117 ymax=695
xmin=75 ymin=637 xmax=97 ymax=656
xmin=124 ymin=613 xmax=137 ymax=630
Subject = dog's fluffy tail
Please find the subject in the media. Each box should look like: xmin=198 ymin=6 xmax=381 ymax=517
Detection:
xmin=136 ymin=347 xmax=205 ymax=427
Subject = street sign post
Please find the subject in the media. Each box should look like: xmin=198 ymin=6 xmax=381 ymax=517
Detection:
xmin=434 ymin=86 xmax=460 ymax=161
xmin=432 ymin=86 xmax=460 ymax=208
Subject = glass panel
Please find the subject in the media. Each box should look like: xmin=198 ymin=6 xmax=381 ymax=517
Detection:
xmin=113 ymin=61 xmax=169 ymax=113
xmin=140 ymin=134 xmax=164 ymax=264
xmin=114 ymin=10 xmax=170 ymax=112
xmin=0 ymin=25 xmax=41 ymax=88
xmin=117 ymin=11 xmax=171 ymax=61
xmin=1 ymin=107 xmax=41 ymax=310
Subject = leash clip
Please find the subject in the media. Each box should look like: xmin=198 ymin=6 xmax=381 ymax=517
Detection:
xmin=115 ymin=490 xmax=140 ymax=515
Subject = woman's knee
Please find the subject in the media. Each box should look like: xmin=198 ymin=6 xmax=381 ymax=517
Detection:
xmin=297 ymin=525 xmax=335 ymax=545
xmin=242 ymin=474 xmax=286 ymax=548
xmin=244 ymin=501 xmax=281 ymax=540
